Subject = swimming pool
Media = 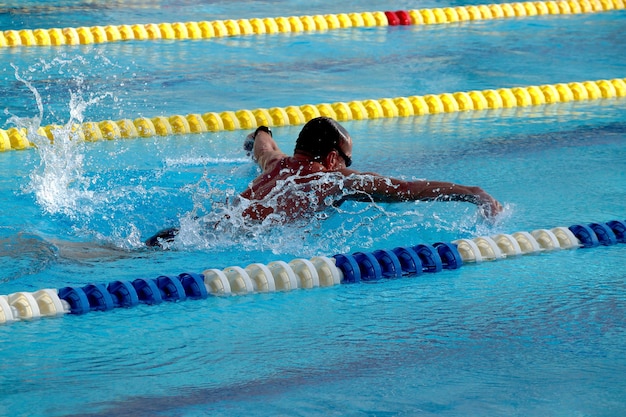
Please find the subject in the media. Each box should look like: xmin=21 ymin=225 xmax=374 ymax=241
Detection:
xmin=1 ymin=1 xmax=625 ymax=416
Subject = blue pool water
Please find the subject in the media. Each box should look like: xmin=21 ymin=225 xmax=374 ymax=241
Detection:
xmin=1 ymin=1 xmax=625 ymax=416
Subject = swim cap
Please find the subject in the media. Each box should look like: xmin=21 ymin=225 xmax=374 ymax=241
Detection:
xmin=294 ymin=117 xmax=350 ymax=160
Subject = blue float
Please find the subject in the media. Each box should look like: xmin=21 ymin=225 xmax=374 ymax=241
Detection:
xmin=156 ymin=276 xmax=187 ymax=302
xmin=569 ymin=224 xmax=600 ymax=248
xmin=132 ymin=278 xmax=163 ymax=304
xmin=58 ymin=287 xmax=90 ymax=315
xmin=333 ymin=254 xmax=361 ymax=283
xmin=411 ymin=244 xmax=443 ymax=273
xmin=353 ymin=252 xmax=383 ymax=281
xmin=434 ymin=242 xmax=463 ymax=270
xmin=589 ymin=223 xmax=618 ymax=246
xmin=373 ymin=249 xmax=403 ymax=278
xmin=607 ymin=220 xmax=626 ymax=243
xmin=179 ymin=273 xmax=208 ymax=299
xmin=82 ymin=284 xmax=115 ymax=312
xmin=392 ymin=247 xmax=423 ymax=276
xmin=108 ymin=281 xmax=139 ymax=307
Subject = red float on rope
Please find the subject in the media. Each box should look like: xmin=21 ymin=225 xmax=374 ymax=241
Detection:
xmin=395 ymin=10 xmax=412 ymax=25
xmin=384 ymin=11 xmax=400 ymax=26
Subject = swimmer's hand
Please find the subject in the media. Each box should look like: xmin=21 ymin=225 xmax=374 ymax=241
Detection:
xmin=244 ymin=126 xmax=272 ymax=158
xmin=243 ymin=132 xmax=255 ymax=156
xmin=474 ymin=189 xmax=503 ymax=220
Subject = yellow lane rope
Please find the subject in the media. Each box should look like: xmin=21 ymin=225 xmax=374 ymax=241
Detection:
xmin=1 ymin=0 xmax=624 ymax=47
xmin=1 ymin=78 xmax=624 ymax=151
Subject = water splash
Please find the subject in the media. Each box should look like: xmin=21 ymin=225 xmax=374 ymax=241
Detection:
xmin=4 ymin=60 xmax=149 ymax=250
xmin=9 ymin=63 xmax=110 ymax=220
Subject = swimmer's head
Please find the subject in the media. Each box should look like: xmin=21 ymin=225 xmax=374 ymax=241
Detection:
xmin=294 ymin=117 xmax=352 ymax=167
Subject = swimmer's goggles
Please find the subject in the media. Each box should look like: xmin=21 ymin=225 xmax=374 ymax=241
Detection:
xmin=334 ymin=146 xmax=352 ymax=167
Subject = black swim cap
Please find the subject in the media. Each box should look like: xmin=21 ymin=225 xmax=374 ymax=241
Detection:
xmin=294 ymin=117 xmax=349 ymax=161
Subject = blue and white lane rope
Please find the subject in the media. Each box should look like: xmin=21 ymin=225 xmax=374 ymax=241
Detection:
xmin=1 ymin=220 xmax=625 ymax=325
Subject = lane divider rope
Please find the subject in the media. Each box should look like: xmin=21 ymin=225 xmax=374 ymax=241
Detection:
xmin=1 ymin=219 xmax=624 ymax=326
xmin=1 ymin=0 xmax=624 ymax=48
xmin=2 ymin=77 xmax=625 ymax=152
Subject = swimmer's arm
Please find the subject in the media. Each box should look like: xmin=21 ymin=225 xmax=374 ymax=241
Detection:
xmin=342 ymin=175 xmax=503 ymax=218
xmin=252 ymin=130 xmax=286 ymax=172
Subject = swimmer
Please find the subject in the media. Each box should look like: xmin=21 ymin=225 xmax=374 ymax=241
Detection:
xmin=146 ymin=117 xmax=502 ymax=247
